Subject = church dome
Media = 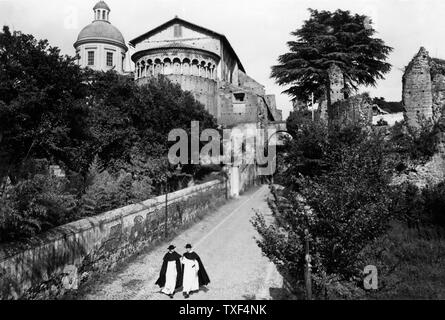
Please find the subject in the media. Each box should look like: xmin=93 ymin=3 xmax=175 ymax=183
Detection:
xmin=75 ymin=21 xmax=127 ymax=49
xmin=74 ymin=1 xmax=127 ymax=51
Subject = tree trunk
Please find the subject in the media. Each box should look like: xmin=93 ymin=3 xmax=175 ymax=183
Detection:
xmin=326 ymin=83 xmax=334 ymax=131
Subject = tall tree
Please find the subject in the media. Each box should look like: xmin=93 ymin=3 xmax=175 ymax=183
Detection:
xmin=84 ymin=73 xmax=218 ymax=173
xmin=271 ymin=9 xmax=392 ymax=122
xmin=0 ymin=26 xmax=90 ymax=182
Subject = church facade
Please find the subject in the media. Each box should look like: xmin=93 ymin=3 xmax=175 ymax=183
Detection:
xmin=75 ymin=2 xmax=282 ymax=127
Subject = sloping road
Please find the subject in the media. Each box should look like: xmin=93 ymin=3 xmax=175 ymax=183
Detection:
xmin=78 ymin=185 xmax=284 ymax=300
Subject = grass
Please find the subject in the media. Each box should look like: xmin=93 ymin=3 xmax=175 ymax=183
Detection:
xmin=362 ymin=221 xmax=445 ymax=300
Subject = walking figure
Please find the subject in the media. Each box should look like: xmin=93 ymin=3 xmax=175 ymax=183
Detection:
xmin=181 ymin=244 xmax=210 ymax=299
xmin=155 ymin=245 xmax=182 ymax=298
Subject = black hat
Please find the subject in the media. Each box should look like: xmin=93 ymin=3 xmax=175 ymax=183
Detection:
xmin=185 ymin=244 xmax=192 ymax=249
xmin=168 ymin=245 xmax=176 ymax=250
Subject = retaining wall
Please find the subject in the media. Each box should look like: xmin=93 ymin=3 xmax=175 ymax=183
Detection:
xmin=0 ymin=180 xmax=226 ymax=300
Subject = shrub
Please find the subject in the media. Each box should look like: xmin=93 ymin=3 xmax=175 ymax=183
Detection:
xmin=376 ymin=118 xmax=389 ymax=127
xmin=275 ymin=119 xmax=328 ymax=187
xmin=389 ymin=119 xmax=440 ymax=165
xmin=391 ymin=183 xmax=425 ymax=229
xmin=360 ymin=222 xmax=445 ymax=299
xmin=79 ymin=155 xmax=160 ymax=217
xmin=423 ymin=181 xmax=445 ymax=228
xmin=253 ymin=124 xmax=395 ymax=293
xmin=79 ymin=157 xmax=134 ymax=216
xmin=0 ymin=174 xmax=77 ymax=242
xmin=392 ymin=181 xmax=445 ymax=231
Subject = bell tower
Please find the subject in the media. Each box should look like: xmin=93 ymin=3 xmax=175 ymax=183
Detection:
xmin=93 ymin=1 xmax=111 ymax=22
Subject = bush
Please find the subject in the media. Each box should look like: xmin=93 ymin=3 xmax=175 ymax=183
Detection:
xmin=389 ymin=119 xmax=440 ymax=165
xmin=391 ymin=183 xmax=425 ymax=229
xmin=275 ymin=119 xmax=328 ymax=187
xmin=360 ymin=222 xmax=445 ymax=299
xmin=424 ymin=181 xmax=445 ymax=228
xmin=392 ymin=181 xmax=445 ymax=230
xmin=0 ymin=173 xmax=77 ymax=243
xmin=78 ymin=156 xmax=155 ymax=217
xmin=0 ymin=26 xmax=220 ymax=243
xmin=253 ymin=124 xmax=395 ymax=293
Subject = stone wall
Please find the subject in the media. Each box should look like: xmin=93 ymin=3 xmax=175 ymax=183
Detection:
xmin=218 ymin=81 xmax=261 ymax=126
xmin=0 ymin=180 xmax=226 ymax=300
xmin=317 ymin=64 xmax=346 ymax=123
xmin=397 ymin=47 xmax=445 ymax=188
xmin=331 ymin=94 xmax=373 ymax=126
xmin=432 ymin=73 xmax=445 ymax=123
xmin=391 ymin=151 xmax=445 ymax=189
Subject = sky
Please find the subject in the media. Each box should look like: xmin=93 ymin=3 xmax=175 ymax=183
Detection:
xmin=1 ymin=0 xmax=444 ymax=119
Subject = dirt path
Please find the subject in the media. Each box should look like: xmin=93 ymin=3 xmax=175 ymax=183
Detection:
xmin=78 ymin=185 xmax=284 ymax=300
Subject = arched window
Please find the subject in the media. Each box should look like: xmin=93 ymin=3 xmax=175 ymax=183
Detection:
xmin=191 ymin=59 xmax=199 ymax=76
xmin=102 ymin=10 xmax=106 ymax=20
xmin=211 ymin=65 xmax=216 ymax=80
xmin=173 ymin=58 xmax=181 ymax=74
xmin=183 ymin=58 xmax=191 ymax=75
xmin=147 ymin=60 xmax=153 ymax=76
xmin=164 ymin=58 xmax=172 ymax=75
xmin=141 ymin=61 xmax=146 ymax=77
xmin=200 ymin=61 xmax=206 ymax=77
xmin=154 ymin=59 xmax=162 ymax=76
xmin=201 ymin=65 xmax=206 ymax=78
xmin=207 ymin=63 xmax=212 ymax=78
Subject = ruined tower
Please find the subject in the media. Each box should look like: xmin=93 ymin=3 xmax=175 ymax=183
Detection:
xmin=402 ymin=47 xmax=433 ymax=127
xmin=318 ymin=64 xmax=345 ymax=122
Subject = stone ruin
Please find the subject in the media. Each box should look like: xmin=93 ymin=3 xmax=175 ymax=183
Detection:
xmin=402 ymin=47 xmax=445 ymax=127
xmin=402 ymin=47 xmax=445 ymax=153
xmin=402 ymin=47 xmax=433 ymax=127
xmin=396 ymin=47 xmax=445 ymax=187
xmin=330 ymin=94 xmax=373 ymax=126
xmin=317 ymin=64 xmax=373 ymax=126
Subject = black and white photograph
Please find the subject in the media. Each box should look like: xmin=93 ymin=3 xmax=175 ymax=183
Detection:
xmin=1 ymin=0 xmax=445 ymax=311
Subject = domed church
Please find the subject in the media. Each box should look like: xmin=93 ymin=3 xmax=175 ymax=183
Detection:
xmin=74 ymin=1 xmax=128 ymax=74
xmin=73 ymin=1 xmax=282 ymax=126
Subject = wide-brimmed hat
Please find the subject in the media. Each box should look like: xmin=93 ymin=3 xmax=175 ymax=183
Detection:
xmin=168 ymin=245 xmax=176 ymax=250
xmin=185 ymin=244 xmax=192 ymax=249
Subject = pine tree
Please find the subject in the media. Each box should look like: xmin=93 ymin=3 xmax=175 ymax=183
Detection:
xmin=271 ymin=9 xmax=392 ymax=124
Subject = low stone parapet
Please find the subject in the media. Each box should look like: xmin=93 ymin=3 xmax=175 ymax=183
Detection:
xmin=0 ymin=180 xmax=225 ymax=300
